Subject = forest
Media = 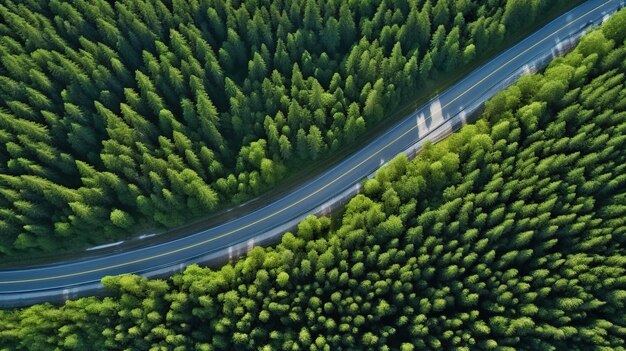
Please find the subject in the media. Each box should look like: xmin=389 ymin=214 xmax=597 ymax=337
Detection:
xmin=0 ymin=0 xmax=574 ymax=256
xmin=1 ymin=10 xmax=625 ymax=350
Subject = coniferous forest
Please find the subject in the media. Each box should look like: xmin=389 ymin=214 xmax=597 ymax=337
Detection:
xmin=0 ymin=0 xmax=574 ymax=256
xmin=1 ymin=11 xmax=626 ymax=350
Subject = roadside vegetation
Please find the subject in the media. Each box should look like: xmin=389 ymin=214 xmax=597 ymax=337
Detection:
xmin=0 ymin=0 xmax=575 ymax=256
xmin=2 ymin=10 xmax=626 ymax=350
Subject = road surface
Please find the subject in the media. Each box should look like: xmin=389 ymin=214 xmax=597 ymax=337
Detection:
xmin=0 ymin=0 xmax=622 ymax=307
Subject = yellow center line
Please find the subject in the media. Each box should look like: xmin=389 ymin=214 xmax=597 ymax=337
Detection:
xmin=0 ymin=1 xmax=609 ymax=285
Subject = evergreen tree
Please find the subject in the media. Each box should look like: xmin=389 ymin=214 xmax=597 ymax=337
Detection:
xmin=0 ymin=0 xmax=588 ymax=258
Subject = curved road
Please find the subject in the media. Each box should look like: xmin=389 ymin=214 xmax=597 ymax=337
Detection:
xmin=0 ymin=0 xmax=622 ymax=307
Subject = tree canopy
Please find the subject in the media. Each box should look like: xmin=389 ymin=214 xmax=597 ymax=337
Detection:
xmin=2 ymin=13 xmax=626 ymax=349
xmin=0 ymin=0 xmax=574 ymax=256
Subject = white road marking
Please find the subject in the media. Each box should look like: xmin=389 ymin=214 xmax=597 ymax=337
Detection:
xmin=86 ymin=241 xmax=124 ymax=251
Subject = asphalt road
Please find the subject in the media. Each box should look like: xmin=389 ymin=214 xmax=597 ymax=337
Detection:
xmin=0 ymin=0 xmax=622 ymax=307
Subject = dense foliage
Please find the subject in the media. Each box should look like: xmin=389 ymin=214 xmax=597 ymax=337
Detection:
xmin=0 ymin=0 xmax=572 ymax=256
xmin=2 ymin=11 xmax=626 ymax=350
